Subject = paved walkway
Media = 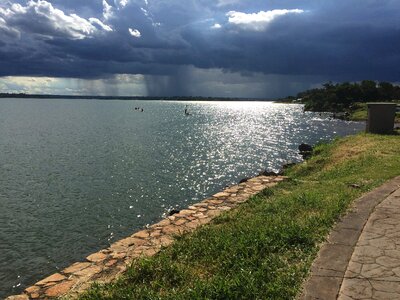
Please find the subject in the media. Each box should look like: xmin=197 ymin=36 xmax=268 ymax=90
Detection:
xmin=301 ymin=176 xmax=400 ymax=300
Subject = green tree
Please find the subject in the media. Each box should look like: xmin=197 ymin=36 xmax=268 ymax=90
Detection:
xmin=378 ymin=81 xmax=394 ymax=100
xmin=361 ymin=80 xmax=378 ymax=101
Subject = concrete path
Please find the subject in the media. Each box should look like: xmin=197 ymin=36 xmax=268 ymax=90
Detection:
xmin=301 ymin=176 xmax=400 ymax=300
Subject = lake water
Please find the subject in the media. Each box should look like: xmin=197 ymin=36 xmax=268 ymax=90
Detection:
xmin=0 ymin=99 xmax=364 ymax=297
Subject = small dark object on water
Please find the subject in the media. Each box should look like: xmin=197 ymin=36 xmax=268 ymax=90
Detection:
xmin=239 ymin=177 xmax=250 ymax=184
xmin=299 ymin=143 xmax=313 ymax=152
xmin=168 ymin=209 xmax=180 ymax=216
xmin=258 ymin=169 xmax=280 ymax=176
xmin=299 ymin=143 xmax=313 ymax=159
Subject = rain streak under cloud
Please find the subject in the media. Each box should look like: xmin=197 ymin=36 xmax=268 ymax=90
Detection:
xmin=0 ymin=0 xmax=399 ymax=97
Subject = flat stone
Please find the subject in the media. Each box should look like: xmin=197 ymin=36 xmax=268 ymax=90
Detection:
xmin=63 ymin=262 xmax=91 ymax=274
xmin=160 ymin=235 xmax=174 ymax=247
xmin=156 ymin=219 xmax=171 ymax=227
xmin=274 ymin=177 xmax=286 ymax=182
xmin=162 ymin=225 xmax=183 ymax=235
xmin=112 ymin=237 xmax=137 ymax=247
xmin=44 ymin=282 xmax=57 ymax=287
xmin=132 ymin=246 xmax=159 ymax=257
xmin=150 ymin=230 xmax=162 ymax=237
xmin=184 ymin=219 xmax=201 ymax=230
xmin=86 ymin=251 xmax=108 ymax=262
xmin=198 ymin=217 xmax=212 ymax=224
xmin=105 ymin=259 xmax=118 ymax=267
xmin=36 ymin=273 xmax=66 ymax=286
xmin=133 ymin=230 xmax=150 ymax=239
xmin=218 ymin=206 xmax=232 ymax=211
xmin=252 ymin=182 xmax=263 ymax=186
xmin=178 ymin=209 xmax=193 ymax=216
xmin=110 ymin=251 xmax=127 ymax=259
xmin=74 ymin=265 xmax=102 ymax=277
xmin=224 ymin=186 xmax=240 ymax=193
xmin=142 ymin=247 xmax=159 ymax=256
xmin=206 ymin=209 xmax=223 ymax=218
xmin=184 ymin=215 xmax=196 ymax=221
xmin=250 ymin=185 xmax=266 ymax=192
xmin=192 ymin=212 xmax=205 ymax=218
xmin=25 ymin=285 xmax=40 ymax=294
xmin=45 ymin=280 xmax=76 ymax=297
xmin=193 ymin=202 xmax=209 ymax=207
xmin=5 ymin=295 xmax=29 ymax=300
xmin=237 ymin=192 xmax=251 ymax=198
xmin=213 ymin=192 xmax=230 ymax=198
xmin=174 ymin=218 xmax=187 ymax=226
xmin=247 ymin=177 xmax=262 ymax=183
xmin=207 ymin=199 xmax=224 ymax=205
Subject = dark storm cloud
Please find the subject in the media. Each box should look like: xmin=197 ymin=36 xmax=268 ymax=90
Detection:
xmin=0 ymin=0 xmax=399 ymax=95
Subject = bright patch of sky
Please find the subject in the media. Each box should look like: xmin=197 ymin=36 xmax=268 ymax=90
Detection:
xmin=227 ymin=9 xmax=304 ymax=31
xmin=128 ymin=28 xmax=141 ymax=37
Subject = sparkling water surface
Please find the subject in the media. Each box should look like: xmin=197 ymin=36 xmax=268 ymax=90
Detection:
xmin=0 ymin=99 xmax=364 ymax=297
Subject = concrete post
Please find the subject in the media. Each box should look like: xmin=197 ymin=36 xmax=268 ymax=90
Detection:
xmin=366 ymin=103 xmax=396 ymax=134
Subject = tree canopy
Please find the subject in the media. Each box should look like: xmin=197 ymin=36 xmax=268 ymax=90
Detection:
xmin=283 ymin=81 xmax=400 ymax=112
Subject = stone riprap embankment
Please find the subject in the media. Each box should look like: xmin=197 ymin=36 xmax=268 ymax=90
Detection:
xmin=6 ymin=175 xmax=286 ymax=300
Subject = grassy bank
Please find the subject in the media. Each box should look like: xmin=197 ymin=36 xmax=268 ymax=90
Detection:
xmin=80 ymin=134 xmax=400 ymax=300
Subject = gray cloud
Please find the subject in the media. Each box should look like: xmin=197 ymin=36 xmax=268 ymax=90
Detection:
xmin=0 ymin=0 xmax=399 ymax=97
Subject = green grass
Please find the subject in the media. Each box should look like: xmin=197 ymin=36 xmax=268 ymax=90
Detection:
xmin=79 ymin=134 xmax=400 ymax=300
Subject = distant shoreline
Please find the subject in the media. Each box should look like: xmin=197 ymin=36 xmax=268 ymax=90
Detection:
xmin=0 ymin=93 xmax=272 ymax=102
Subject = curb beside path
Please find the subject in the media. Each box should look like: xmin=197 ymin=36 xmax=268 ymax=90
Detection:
xmin=300 ymin=176 xmax=400 ymax=300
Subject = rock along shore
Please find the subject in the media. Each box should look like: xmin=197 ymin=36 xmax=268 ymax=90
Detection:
xmin=6 ymin=175 xmax=286 ymax=300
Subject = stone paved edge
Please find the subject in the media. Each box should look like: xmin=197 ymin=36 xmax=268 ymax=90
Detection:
xmin=6 ymin=175 xmax=286 ymax=300
xmin=299 ymin=176 xmax=400 ymax=300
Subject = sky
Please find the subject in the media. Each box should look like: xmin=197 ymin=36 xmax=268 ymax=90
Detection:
xmin=0 ymin=0 xmax=399 ymax=98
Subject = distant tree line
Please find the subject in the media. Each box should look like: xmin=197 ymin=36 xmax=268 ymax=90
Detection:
xmin=0 ymin=93 xmax=267 ymax=101
xmin=283 ymin=80 xmax=400 ymax=112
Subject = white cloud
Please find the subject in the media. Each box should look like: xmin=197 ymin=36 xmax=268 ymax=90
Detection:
xmin=141 ymin=7 xmax=149 ymax=16
xmin=116 ymin=0 xmax=129 ymax=8
xmin=90 ymin=18 xmax=113 ymax=32
xmin=129 ymin=27 xmax=141 ymax=38
xmin=227 ymin=9 xmax=304 ymax=31
xmin=0 ymin=0 xmax=113 ymax=39
xmin=103 ymin=0 xmax=113 ymax=19
xmin=211 ymin=23 xmax=222 ymax=29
